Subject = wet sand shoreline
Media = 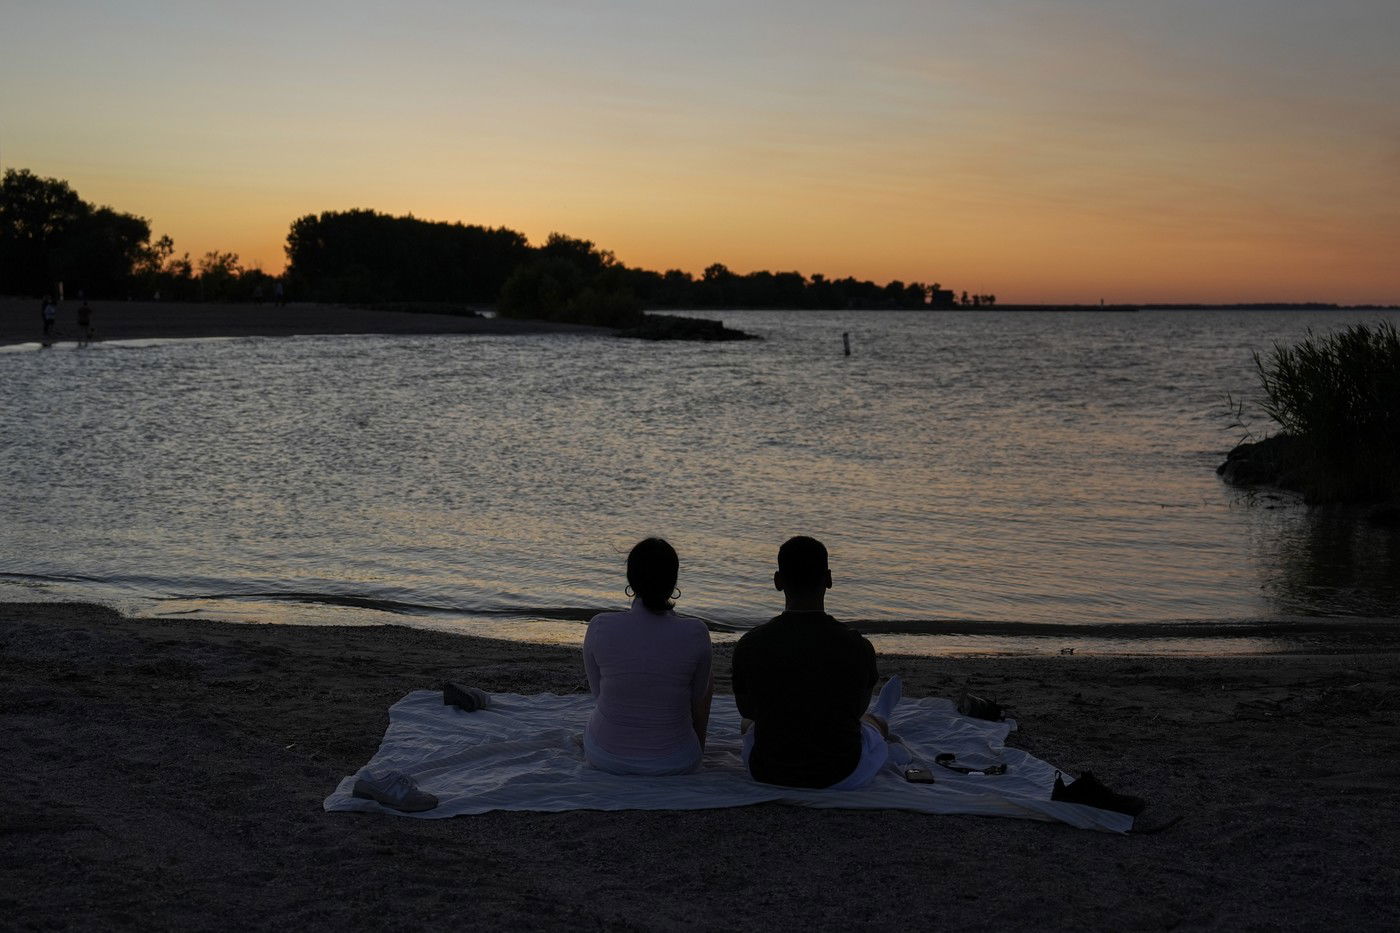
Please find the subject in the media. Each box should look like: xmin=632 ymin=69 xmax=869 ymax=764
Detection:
xmin=3 ymin=600 xmax=1397 ymax=929
xmin=0 ymin=298 xmax=607 ymax=347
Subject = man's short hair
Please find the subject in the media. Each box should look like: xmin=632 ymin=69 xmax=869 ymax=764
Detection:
xmin=777 ymin=536 xmax=828 ymax=590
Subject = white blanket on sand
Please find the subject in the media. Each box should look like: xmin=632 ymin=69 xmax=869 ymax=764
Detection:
xmin=324 ymin=691 xmax=1132 ymax=833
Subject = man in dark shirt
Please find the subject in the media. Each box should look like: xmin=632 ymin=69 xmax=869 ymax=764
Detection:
xmin=76 ymin=301 xmax=93 ymax=344
xmin=732 ymin=536 xmax=886 ymax=789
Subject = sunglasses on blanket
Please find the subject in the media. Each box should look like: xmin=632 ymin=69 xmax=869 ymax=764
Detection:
xmin=935 ymin=753 xmax=1007 ymax=776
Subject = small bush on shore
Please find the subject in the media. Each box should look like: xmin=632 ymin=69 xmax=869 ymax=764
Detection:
xmin=1247 ymin=321 xmax=1400 ymax=503
xmin=497 ymin=258 xmax=644 ymax=328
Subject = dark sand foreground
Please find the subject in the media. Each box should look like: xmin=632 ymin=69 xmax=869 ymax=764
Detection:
xmin=3 ymin=602 xmax=1398 ymax=931
xmin=0 ymin=298 xmax=606 ymax=346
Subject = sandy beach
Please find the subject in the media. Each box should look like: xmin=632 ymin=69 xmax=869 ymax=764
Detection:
xmin=3 ymin=601 xmax=1397 ymax=930
xmin=0 ymin=298 xmax=606 ymax=347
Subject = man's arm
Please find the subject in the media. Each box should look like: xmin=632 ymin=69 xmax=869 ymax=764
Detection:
xmin=732 ymin=636 xmax=757 ymax=721
xmin=849 ymin=634 xmax=879 ymax=720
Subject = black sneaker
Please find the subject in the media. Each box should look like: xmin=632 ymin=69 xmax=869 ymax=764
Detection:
xmin=1052 ymin=770 xmax=1146 ymax=816
xmin=957 ymin=691 xmax=1005 ymax=721
xmin=444 ymin=682 xmax=490 ymax=711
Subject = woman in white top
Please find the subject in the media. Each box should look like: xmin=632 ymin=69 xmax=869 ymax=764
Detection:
xmin=582 ymin=538 xmax=714 ymax=775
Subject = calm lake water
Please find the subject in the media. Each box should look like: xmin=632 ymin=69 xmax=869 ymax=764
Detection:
xmin=4 ymin=309 xmax=1399 ymax=655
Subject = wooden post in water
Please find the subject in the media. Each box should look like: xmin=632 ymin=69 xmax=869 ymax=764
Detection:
xmin=842 ymin=332 xmax=851 ymax=356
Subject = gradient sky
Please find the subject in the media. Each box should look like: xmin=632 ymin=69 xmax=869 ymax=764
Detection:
xmin=4 ymin=0 xmax=1398 ymax=303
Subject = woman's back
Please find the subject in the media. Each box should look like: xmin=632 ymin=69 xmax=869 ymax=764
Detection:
xmin=584 ymin=598 xmax=712 ymax=762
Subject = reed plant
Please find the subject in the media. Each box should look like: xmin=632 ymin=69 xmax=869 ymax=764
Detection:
xmin=1253 ymin=321 xmax=1400 ymax=502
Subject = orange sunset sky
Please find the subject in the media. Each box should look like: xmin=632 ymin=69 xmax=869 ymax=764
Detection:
xmin=3 ymin=0 xmax=1398 ymax=304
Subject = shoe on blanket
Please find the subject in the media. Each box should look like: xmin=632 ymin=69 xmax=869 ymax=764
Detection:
xmin=444 ymin=682 xmax=490 ymax=712
xmin=352 ymin=770 xmax=439 ymax=812
xmin=957 ymin=691 xmax=1005 ymax=722
xmin=1051 ymin=770 xmax=1146 ymax=816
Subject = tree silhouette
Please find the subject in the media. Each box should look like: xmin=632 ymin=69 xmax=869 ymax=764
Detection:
xmin=197 ymin=251 xmax=244 ymax=301
xmin=0 ymin=169 xmax=153 ymax=297
xmin=5 ymin=168 xmax=979 ymax=313
xmin=285 ymin=209 xmax=531 ymax=303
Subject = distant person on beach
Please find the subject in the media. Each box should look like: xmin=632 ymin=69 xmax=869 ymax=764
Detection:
xmin=732 ymin=536 xmax=891 ymax=789
xmin=582 ymin=538 xmax=714 ymax=775
xmin=41 ymin=297 xmax=57 ymax=341
xmin=274 ymin=281 xmax=285 ymax=306
xmin=77 ymin=301 xmax=93 ymax=343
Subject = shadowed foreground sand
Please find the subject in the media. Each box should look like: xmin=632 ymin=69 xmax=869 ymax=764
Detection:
xmin=3 ymin=602 xmax=1398 ymax=930
xmin=0 ymin=298 xmax=606 ymax=346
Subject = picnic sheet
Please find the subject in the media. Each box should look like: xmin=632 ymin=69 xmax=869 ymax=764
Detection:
xmin=325 ymin=691 xmax=1132 ymax=833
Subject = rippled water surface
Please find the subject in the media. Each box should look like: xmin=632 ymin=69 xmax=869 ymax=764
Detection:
xmin=4 ymin=310 xmax=1399 ymax=653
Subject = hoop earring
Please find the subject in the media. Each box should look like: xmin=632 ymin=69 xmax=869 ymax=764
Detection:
xmin=624 ymin=585 xmax=634 ymax=597
xmin=671 ymin=587 xmax=681 ymax=600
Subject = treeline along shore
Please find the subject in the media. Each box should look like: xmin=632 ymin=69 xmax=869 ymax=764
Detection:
xmin=1 ymin=169 xmax=969 ymax=337
xmin=5 ymin=169 xmax=1390 ymax=340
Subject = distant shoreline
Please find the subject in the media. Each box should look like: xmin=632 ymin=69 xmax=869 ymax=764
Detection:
xmin=6 ymin=298 xmax=1397 ymax=349
xmin=0 ymin=298 xmax=608 ymax=347
xmin=695 ymin=304 xmax=1400 ymax=313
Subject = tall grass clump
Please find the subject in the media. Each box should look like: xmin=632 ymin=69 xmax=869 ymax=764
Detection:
xmin=1253 ymin=321 xmax=1400 ymax=502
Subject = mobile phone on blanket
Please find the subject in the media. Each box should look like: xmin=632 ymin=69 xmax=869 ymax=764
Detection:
xmin=903 ymin=766 xmax=936 ymax=784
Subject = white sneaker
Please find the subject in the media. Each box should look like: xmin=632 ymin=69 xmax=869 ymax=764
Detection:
xmin=352 ymin=770 xmax=439 ymax=812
